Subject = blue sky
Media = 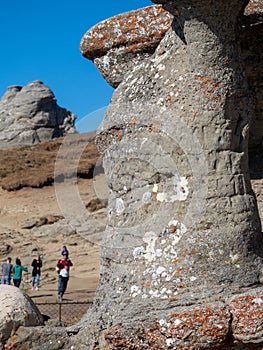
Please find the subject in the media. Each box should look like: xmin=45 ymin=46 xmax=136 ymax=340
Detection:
xmin=0 ymin=0 xmax=152 ymax=132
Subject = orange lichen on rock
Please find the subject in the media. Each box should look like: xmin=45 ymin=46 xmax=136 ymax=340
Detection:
xmin=80 ymin=5 xmax=171 ymax=60
xmin=104 ymin=303 xmax=230 ymax=349
xmin=244 ymin=0 xmax=263 ymax=15
xmin=230 ymin=291 xmax=263 ymax=343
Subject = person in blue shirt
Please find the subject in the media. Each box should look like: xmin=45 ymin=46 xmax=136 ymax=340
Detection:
xmin=61 ymin=245 xmax=69 ymax=256
xmin=1 ymin=257 xmax=13 ymax=285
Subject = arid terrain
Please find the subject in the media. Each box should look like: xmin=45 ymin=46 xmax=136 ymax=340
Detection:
xmin=0 ymin=132 xmax=108 ymax=304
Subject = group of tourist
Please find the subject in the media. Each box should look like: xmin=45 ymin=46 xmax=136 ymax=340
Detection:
xmin=1 ymin=245 xmax=73 ymax=301
xmin=1 ymin=255 xmax=41 ymax=289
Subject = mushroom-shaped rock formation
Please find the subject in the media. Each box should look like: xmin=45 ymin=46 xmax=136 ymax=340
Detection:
xmin=80 ymin=5 xmax=172 ymax=88
xmin=0 ymin=80 xmax=76 ymax=148
xmin=74 ymin=0 xmax=263 ymax=348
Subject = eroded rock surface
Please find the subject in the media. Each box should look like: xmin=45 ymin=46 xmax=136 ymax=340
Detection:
xmin=80 ymin=5 xmax=172 ymax=88
xmin=81 ymin=2 xmax=263 ymax=149
xmin=0 ymin=80 xmax=76 ymax=148
xmin=77 ymin=0 xmax=263 ymax=348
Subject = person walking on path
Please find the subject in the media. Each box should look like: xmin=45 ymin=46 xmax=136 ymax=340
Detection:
xmin=1 ymin=257 xmax=13 ymax=285
xmin=58 ymin=265 xmax=70 ymax=302
xmin=31 ymin=255 xmax=42 ymax=290
xmin=56 ymin=254 xmax=73 ymax=301
xmin=13 ymin=258 xmax=28 ymax=288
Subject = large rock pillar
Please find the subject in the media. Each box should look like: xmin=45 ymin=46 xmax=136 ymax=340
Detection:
xmin=73 ymin=1 xmax=263 ymax=348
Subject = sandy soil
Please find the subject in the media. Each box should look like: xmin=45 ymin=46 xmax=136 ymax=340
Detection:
xmin=0 ymin=176 xmax=108 ymax=303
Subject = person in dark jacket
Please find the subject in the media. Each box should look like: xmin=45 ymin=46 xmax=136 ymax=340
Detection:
xmin=31 ymin=255 xmax=42 ymax=290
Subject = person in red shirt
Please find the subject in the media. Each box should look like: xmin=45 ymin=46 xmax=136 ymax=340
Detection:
xmin=56 ymin=253 xmax=73 ymax=301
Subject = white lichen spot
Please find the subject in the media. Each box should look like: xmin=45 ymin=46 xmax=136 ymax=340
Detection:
xmin=142 ymin=191 xmax=152 ymax=204
xmin=156 ymin=249 xmax=163 ymax=257
xmin=116 ymin=198 xmax=125 ymax=215
xmin=156 ymin=192 xmax=167 ymax=202
xmin=143 ymin=231 xmax=158 ymax=262
xmin=157 ymin=64 xmax=166 ymax=71
xmin=161 ymin=295 xmax=168 ymax=299
xmin=152 ymin=272 xmax=157 ymax=280
xmin=253 ymin=297 xmax=263 ymax=306
xmin=131 ymin=285 xmax=140 ymax=293
xmin=159 ymin=319 xmax=167 ymax=326
xmin=216 ymin=324 xmax=223 ymax=329
xmin=156 ymin=266 xmax=166 ymax=275
xmin=150 ymin=289 xmax=160 ymax=298
xmin=130 ymin=285 xmax=141 ymax=298
xmin=160 ymin=106 xmax=167 ymax=113
xmin=152 ymin=184 xmax=158 ymax=193
xmin=174 ymin=319 xmax=182 ymax=327
xmin=166 ymin=338 xmax=175 ymax=347
xmin=141 ymin=137 xmax=148 ymax=148
xmin=190 ymin=276 xmax=197 ymax=282
xmin=133 ymin=246 xmax=145 ymax=259
xmin=230 ymin=252 xmax=239 ymax=263
xmin=172 ymin=175 xmax=189 ymax=201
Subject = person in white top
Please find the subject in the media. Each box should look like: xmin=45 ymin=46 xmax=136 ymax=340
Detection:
xmin=58 ymin=265 xmax=70 ymax=301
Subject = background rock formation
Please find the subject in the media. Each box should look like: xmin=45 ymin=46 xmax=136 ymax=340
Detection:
xmin=0 ymin=80 xmax=76 ymax=148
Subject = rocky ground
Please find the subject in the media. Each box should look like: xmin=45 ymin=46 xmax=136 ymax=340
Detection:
xmin=0 ymin=132 xmax=108 ymax=305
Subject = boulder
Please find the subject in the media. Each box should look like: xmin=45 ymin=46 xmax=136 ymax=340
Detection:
xmin=0 ymin=80 xmax=76 ymax=148
xmin=0 ymin=285 xmax=43 ymax=343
